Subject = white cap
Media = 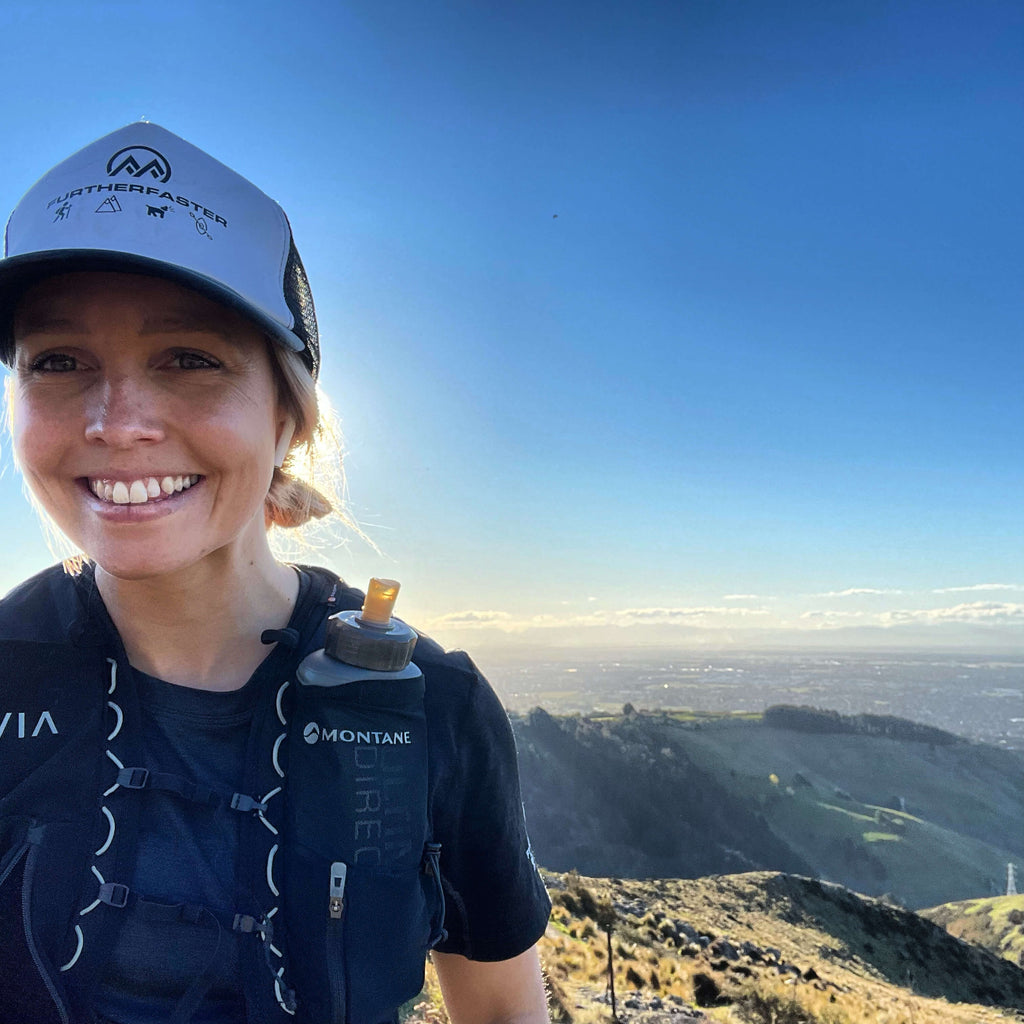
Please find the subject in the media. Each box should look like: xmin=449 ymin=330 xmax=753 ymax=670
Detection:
xmin=0 ymin=122 xmax=320 ymax=375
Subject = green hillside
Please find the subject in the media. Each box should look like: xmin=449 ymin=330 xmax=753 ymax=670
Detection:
xmin=512 ymin=707 xmax=1024 ymax=909
xmin=920 ymin=893 xmax=1024 ymax=967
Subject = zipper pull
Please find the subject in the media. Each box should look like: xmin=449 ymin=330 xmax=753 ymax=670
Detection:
xmin=329 ymin=861 xmax=347 ymax=920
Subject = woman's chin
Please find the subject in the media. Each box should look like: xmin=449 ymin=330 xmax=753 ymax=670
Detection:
xmin=91 ymin=552 xmax=197 ymax=583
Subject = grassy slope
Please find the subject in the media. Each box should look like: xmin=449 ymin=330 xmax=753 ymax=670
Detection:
xmin=406 ymin=870 xmax=1024 ymax=1024
xmin=632 ymin=714 xmax=1022 ymax=908
xmin=541 ymin=870 xmax=1024 ymax=1024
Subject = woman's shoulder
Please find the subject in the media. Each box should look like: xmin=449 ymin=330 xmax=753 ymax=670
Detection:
xmin=415 ymin=636 xmax=514 ymax=747
xmin=0 ymin=563 xmax=90 ymax=643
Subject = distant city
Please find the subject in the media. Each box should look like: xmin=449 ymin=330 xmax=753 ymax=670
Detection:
xmin=477 ymin=650 xmax=1024 ymax=752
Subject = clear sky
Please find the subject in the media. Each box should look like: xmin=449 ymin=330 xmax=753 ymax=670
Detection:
xmin=0 ymin=0 xmax=1021 ymax=651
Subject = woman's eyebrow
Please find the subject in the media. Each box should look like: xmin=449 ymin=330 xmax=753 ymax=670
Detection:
xmin=13 ymin=309 xmax=246 ymax=344
xmin=139 ymin=313 xmax=236 ymax=337
xmin=12 ymin=314 xmax=77 ymax=335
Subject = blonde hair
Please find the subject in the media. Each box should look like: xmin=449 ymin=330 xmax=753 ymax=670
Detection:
xmin=263 ymin=343 xmax=366 ymax=561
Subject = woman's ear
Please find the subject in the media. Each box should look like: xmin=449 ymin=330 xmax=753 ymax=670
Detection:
xmin=275 ymin=416 xmax=296 ymax=469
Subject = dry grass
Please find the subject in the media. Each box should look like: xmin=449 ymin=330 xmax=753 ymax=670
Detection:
xmin=400 ymin=872 xmax=1024 ymax=1024
xmin=533 ymin=871 xmax=1024 ymax=1024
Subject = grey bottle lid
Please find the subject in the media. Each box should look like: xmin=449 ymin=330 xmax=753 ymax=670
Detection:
xmin=324 ymin=610 xmax=418 ymax=671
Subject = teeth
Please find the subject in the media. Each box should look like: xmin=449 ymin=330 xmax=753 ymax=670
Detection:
xmin=90 ymin=475 xmax=199 ymax=505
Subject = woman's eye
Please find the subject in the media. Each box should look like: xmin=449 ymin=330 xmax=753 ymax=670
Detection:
xmin=30 ymin=353 xmax=78 ymax=373
xmin=172 ymin=351 xmax=221 ymax=370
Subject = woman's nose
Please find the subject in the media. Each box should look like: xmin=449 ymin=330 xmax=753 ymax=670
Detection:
xmin=83 ymin=374 xmax=166 ymax=447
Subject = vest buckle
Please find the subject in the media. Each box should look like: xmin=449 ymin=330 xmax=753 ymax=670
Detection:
xmin=117 ymin=767 xmax=150 ymax=789
xmin=98 ymin=882 xmax=130 ymax=908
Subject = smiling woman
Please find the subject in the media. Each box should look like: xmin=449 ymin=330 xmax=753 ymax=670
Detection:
xmin=10 ymin=273 xmax=287 ymax=584
xmin=0 ymin=124 xmax=550 ymax=1024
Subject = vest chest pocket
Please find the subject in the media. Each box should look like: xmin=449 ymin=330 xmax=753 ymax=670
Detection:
xmin=283 ymin=839 xmax=446 ymax=1024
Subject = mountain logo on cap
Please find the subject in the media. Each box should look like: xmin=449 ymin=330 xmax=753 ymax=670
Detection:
xmin=105 ymin=146 xmax=172 ymax=183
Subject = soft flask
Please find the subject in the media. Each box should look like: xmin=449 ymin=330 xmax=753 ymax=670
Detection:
xmin=285 ymin=579 xmax=443 ymax=1024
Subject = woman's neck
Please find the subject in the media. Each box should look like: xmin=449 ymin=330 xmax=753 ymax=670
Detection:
xmin=94 ymin=550 xmax=300 ymax=692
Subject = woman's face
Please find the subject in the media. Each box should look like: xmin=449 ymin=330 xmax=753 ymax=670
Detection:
xmin=10 ymin=271 xmax=289 ymax=581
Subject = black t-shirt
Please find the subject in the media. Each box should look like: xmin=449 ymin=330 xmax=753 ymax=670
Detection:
xmin=86 ymin=568 xmax=549 ymax=1022
xmin=93 ymin=674 xmax=254 ymax=1024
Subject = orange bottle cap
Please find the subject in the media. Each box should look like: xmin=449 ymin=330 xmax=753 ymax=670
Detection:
xmin=360 ymin=578 xmax=400 ymax=627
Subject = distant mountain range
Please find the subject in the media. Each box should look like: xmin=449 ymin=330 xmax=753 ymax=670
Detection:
xmin=511 ymin=705 xmax=1024 ymax=909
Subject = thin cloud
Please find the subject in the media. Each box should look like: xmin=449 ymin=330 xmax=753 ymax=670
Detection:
xmin=426 ymin=605 xmax=771 ymax=633
xmin=800 ymin=610 xmax=867 ymax=628
xmin=612 ymin=606 xmax=770 ymax=625
xmin=880 ymin=602 xmax=1024 ymax=626
xmin=428 ymin=610 xmax=514 ymax=628
xmin=800 ymin=602 xmax=1024 ymax=629
xmin=723 ymin=594 xmax=761 ymax=600
xmin=812 ymin=587 xmax=904 ymax=598
xmin=932 ymin=583 xmax=1023 ymax=594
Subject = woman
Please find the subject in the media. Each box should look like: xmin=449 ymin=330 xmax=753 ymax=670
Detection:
xmin=0 ymin=123 xmax=550 ymax=1024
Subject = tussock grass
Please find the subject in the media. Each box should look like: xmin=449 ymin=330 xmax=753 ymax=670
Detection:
xmin=531 ymin=871 xmax=1024 ymax=1024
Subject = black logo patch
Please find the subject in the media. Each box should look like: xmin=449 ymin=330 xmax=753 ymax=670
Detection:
xmin=106 ymin=145 xmax=172 ymax=183
xmin=95 ymin=196 xmax=122 ymax=213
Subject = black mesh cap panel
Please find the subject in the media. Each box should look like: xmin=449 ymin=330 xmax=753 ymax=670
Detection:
xmin=283 ymin=237 xmax=320 ymax=378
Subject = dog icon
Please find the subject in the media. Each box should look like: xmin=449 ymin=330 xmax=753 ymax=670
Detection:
xmin=146 ymin=205 xmax=170 ymax=218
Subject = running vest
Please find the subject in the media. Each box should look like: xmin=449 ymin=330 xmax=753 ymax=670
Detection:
xmin=0 ymin=565 xmax=447 ymax=1024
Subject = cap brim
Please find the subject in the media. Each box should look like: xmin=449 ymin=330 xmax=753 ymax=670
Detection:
xmin=0 ymin=250 xmax=307 ymax=366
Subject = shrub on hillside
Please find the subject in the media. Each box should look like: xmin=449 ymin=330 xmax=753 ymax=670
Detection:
xmin=764 ymin=705 xmax=958 ymax=745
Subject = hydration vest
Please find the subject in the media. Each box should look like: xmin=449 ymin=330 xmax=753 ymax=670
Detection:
xmin=0 ymin=565 xmax=447 ymax=1024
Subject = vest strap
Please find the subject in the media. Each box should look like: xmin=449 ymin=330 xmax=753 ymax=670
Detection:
xmin=115 ymin=766 xmax=268 ymax=815
xmin=96 ymin=881 xmax=264 ymax=935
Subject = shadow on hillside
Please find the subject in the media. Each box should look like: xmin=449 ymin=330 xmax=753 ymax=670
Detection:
xmin=763 ymin=874 xmax=1024 ymax=1010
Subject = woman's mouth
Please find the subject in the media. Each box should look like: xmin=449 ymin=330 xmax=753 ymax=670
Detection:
xmin=88 ymin=475 xmax=202 ymax=505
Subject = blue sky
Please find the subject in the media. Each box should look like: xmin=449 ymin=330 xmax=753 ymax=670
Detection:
xmin=1 ymin=0 xmax=1021 ymax=650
